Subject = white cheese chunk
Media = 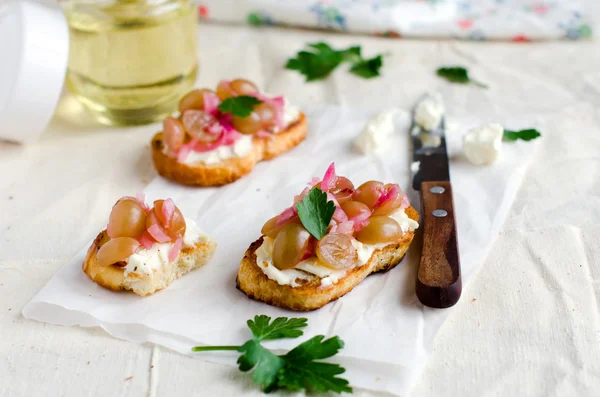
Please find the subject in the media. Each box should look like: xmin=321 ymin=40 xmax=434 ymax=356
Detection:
xmin=463 ymin=123 xmax=504 ymax=165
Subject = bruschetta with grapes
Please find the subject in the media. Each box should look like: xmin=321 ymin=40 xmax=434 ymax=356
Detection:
xmin=83 ymin=194 xmax=216 ymax=296
xmin=237 ymin=163 xmax=419 ymax=311
xmin=152 ymin=78 xmax=307 ymax=186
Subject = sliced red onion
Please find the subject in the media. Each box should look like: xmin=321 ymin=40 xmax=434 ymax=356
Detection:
xmin=138 ymin=231 xmax=155 ymax=249
xmin=321 ymin=163 xmax=336 ymax=191
xmin=334 ymin=221 xmax=355 ymax=235
xmin=168 ymin=238 xmax=183 ymax=262
xmin=176 ymin=141 xmax=193 ymax=162
xmin=401 ymin=194 xmax=410 ymax=209
xmin=350 ymin=211 xmax=371 ymax=232
xmin=326 ymin=192 xmax=341 ymax=208
xmin=276 ymin=206 xmax=298 ymax=226
xmin=308 ymin=177 xmax=320 ymax=187
xmin=333 ymin=207 xmax=348 ymax=223
xmin=161 ymin=198 xmax=175 ymax=229
xmin=375 ymin=184 xmax=401 ymax=207
xmin=147 ymin=224 xmax=171 ymax=243
xmin=294 ymin=187 xmax=310 ymax=204
xmin=218 ymin=113 xmax=235 ymax=133
xmin=203 ymin=92 xmax=220 ymax=115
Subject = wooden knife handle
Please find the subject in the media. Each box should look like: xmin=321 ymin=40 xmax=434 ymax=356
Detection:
xmin=416 ymin=181 xmax=462 ymax=308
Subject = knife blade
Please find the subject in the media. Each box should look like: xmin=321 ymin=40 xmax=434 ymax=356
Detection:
xmin=411 ymin=93 xmax=462 ymax=308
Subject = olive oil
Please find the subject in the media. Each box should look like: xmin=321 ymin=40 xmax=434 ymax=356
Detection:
xmin=64 ymin=0 xmax=198 ymax=126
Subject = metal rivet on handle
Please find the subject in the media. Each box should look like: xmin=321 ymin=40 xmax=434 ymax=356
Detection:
xmin=430 ymin=186 xmax=445 ymax=194
xmin=432 ymin=209 xmax=448 ymax=218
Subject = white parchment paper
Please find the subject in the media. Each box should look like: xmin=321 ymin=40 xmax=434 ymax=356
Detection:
xmin=23 ymin=105 xmax=536 ymax=396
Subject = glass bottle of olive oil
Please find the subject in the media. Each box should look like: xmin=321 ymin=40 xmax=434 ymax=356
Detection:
xmin=63 ymin=0 xmax=198 ymax=126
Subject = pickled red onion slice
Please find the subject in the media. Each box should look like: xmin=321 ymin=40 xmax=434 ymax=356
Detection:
xmin=401 ymin=194 xmax=410 ymax=209
xmin=375 ymin=184 xmax=401 ymax=207
xmin=321 ymin=163 xmax=336 ymax=191
xmin=203 ymin=92 xmax=220 ymax=115
xmin=135 ymin=193 xmax=150 ymax=212
xmin=309 ymin=177 xmax=320 ymax=187
xmin=334 ymin=221 xmax=355 ymax=235
xmin=294 ymin=187 xmax=310 ymax=204
xmin=333 ymin=207 xmax=348 ymax=223
xmin=147 ymin=224 xmax=171 ymax=243
xmin=161 ymin=198 xmax=175 ymax=229
xmin=350 ymin=212 xmax=371 ymax=231
xmin=276 ymin=206 xmax=298 ymax=226
xmin=326 ymin=192 xmax=340 ymax=208
xmin=169 ymin=238 xmax=183 ymax=262
xmin=138 ymin=231 xmax=155 ymax=249
xmin=177 ymin=141 xmax=193 ymax=162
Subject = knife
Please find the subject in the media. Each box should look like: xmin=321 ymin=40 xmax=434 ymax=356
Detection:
xmin=411 ymin=93 xmax=462 ymax=308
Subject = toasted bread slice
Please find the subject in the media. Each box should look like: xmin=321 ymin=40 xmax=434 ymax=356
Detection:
xmin=236 ymin=206 xmax=419 ymax=311
xmin=83 ymin=230 xmax=216 ymax=296
xmin=151 ymin=113 xmax=307 ymax=186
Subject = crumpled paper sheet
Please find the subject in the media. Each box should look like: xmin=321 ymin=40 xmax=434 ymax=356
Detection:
xmin=23 ymin=105 xmax=536 ymax=396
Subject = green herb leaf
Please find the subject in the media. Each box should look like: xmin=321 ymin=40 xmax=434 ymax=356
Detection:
xmin=296 ymin=187 xmax=336 ymax=240
xmin=286 ymin=42 xmax=384 ymax=81
xmin=278 ymin=335 xmax=352 ymax=393
xmin=192 ymin=315 xmax=351 ymax=394
xmin=503 ymin=128 xmax=541 ymax=141
xmin=436 ymin=66 xmax=488 ymax=88
xmin=247 ymin=315 xmax=308 ymax=341
xmin=349 ymin=55 xmax=383 ymax=78
xmin=237 ymin=340 xmax=284 ymax=391
xmin=217 ymin=95 xmax=262 ymax=118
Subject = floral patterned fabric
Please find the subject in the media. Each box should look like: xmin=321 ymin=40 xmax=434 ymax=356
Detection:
xmin=193 ymin=0 xmax=597 ymax=40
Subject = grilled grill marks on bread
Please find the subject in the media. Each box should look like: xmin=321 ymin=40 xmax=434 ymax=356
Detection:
xmin=236 ymin=206 xmax=419 ymax=311
xmin=151 ymin=113 xmax=307 ymax=186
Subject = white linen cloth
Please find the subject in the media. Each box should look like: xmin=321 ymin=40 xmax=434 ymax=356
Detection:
xmin=1 ymin=23 xmax=599 ymax=397
xmin=193 ymin=0 xmax=599 ymax=40
xmin=22 ymin=103 xmax=536 ymax=395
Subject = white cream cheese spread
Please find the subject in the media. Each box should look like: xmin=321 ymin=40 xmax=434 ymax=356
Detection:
xmin=124 ymin=218 xmax=208 ymax=277
xmin=463 ymin=123 xmax=503 ymax=165
xmin=255 ymin=208 xmax=419 ymax=288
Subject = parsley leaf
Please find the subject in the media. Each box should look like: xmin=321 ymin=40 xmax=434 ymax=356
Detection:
xmin=296 ymin=187 xmax=336 ymax=240
xmin=278 ymin=335 xmax=351 ymax=393
xmin=237 ymin=340 xmax=284 ymax=392
xmin=217 ymin=95 xmax=262 ymax=117
xmin=349 ymin=54 xmax=383 ymax=78
xmin=286 ymin=42 xmax=384 ymax=81
xmin=436 ymin=66 xmax=488 ymax=88
xmin=192 ymin=315 xmax=352 ymax=394
xmin=503 ymin=128 xmax=541 ymax=141
xmin=247 ymin=315 xmax=308 ymax=341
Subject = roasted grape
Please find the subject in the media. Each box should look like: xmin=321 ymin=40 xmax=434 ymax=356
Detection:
xmin=216 ymin=81 xmax=234 ymax=100
xmin=97 ymin=237 xmax=140 ymax=267
xmin=316 ymin=233 xmax=357 ymax=269
xmin=353 ymin=181 xmax=384 ymax=209
xmin=107 ymin=198 xmax=147 ymax=239
xmin=178 ymin=88 xmax=215 ymax=113
xmin=272 ymin=223 xmax=311 ymax=270
xmin=181 ymin=110 xmax=220 ymax=142
xmin=153 ymin=200 xmax=186 ymax=239
xmin=355 ymin=216 xmax=403 ymax=244
xmin=232 ymin=111 xmax=262 ymax=134
xmin=372 ymin=184 xmax=403 ymax=216
xmin=330 ymin=176 xmax=355 ymax=203
xmin=163 ymin=117 xmax=186 ymax=151
xmin=340 ymin=200 xmax=371 ymax=220
xmin=261 ymin=214 xmax=300 ymax=239
xmin=230 ymin=78 xmax=259 ymax=95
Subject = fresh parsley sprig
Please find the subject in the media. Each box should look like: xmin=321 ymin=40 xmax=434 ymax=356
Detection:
xmin=286 ymin=42 xmax=384 ymax=81
xmin=436 ymin=66 xmax=488 ymax=88
xmin=296 ymin=187 xmax=336 ymax=240
xmin=192 ymin=315 xmax=352 ymax=394
xmin=503 ymin=128 xmax=541 ymax=141
xmin=217 ymin=95 xmax=262 ymax=118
